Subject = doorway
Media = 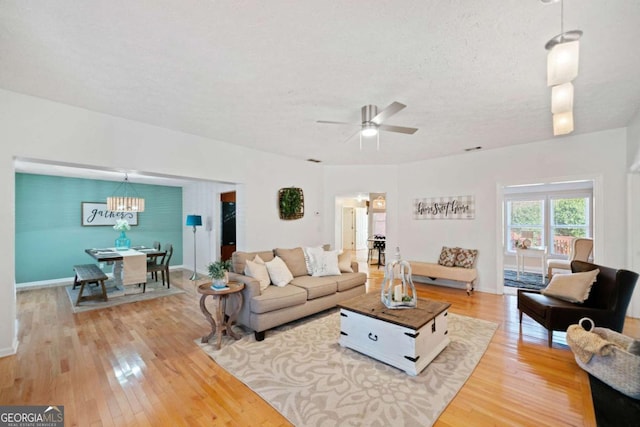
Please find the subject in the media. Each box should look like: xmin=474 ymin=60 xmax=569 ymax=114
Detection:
xmin=220 ymin=191 xmax=236 ymax=261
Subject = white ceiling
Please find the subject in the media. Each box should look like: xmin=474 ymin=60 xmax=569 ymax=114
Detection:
xmin=2 ymin=1 xmax=639 ymax=166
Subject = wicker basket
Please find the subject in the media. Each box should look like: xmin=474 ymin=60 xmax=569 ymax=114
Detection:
xmin=567 ymin=318 xmax=640 ymax=399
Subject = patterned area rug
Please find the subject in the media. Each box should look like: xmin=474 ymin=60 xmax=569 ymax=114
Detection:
xmin=65 ymin=279 xmax=184 ymax=313
xmin=504 ymin=269 xmax=548 ymax=291
xmin=199 ymin=309 xmax=497 ymax=427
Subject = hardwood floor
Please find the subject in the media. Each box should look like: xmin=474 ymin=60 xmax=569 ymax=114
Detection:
xmin=2 ymin=266 xmax=638 ymax=426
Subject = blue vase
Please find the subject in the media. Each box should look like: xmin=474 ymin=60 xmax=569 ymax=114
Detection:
xmin=115 ymin=231 xmax=131 ymax=250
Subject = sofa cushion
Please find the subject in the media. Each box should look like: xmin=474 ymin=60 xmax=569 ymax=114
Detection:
xmin=244 ymin=255 xmax=270 ymax=291
xmin=232 ymin=250 xmax=274 ymax=274
xmin=275 ymin=247 xmax=309 ymax=277
xmin=303 ymin=246 xmax=325 ymax=275
xmin=310 ymin=250 xmax=341 ymax=277
xmin=290 ymin=276 xmax=338 ymax=300
xmin=250 ymin=285 xmax=307 ymax=314
xmin=336 ymin=272 xmax=367 ymax=292
xmin=265 ymin=256 xmax=294 ymax=287
xmin=338 ymin=251 xmax=354 ymax=273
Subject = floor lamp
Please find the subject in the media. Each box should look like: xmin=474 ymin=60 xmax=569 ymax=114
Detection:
xmin=186 ymin=215 xmax=202 ymax=280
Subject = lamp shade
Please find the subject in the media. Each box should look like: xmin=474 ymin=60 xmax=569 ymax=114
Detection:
xmin=547 ymin=40 xmax=580 ymax=86
xmin=551 ymin=82 xmax=574 ymax=114
xmin=186 ymin=215 xmax=202 ymax=227
xmin=553 ymin=111 xmax=574 ymax=136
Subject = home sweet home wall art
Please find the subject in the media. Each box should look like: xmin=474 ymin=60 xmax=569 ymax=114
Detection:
xmin=413 ymin=195 xmax=475 ymax=220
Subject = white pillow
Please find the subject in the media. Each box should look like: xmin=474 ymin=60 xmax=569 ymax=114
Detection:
xmin=303 ymin=246 xmax=325 ymax=275
xmin=265 ymin=256 xmax=294 ymax=287
xmin=244 ymin=255 xmax=270 ymax=291
xmin=541 ymin=268 xmax=599 ymax=303
xmin=310 ymin=250 xmax=341 ymax=277
xmin=338 ymin=251 xmax=353 ymax=273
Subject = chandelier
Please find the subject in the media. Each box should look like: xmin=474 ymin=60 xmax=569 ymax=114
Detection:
xmin=106 ymin=173 xmax=145 ymax=212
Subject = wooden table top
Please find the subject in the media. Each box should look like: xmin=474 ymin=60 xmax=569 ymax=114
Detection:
xmin=338 ymin=292 xmax=451 ymax=330
xmin=85 ymin=247 xmax=166 ymax=261
xmin=197 ymin=281 xmax=244 ymax=296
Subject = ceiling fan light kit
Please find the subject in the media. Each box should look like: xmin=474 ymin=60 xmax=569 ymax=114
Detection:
xmin=317 ymin=101 xmax=418 ymax=150
xmin=543 ymin=0 xmax=582 ymax=136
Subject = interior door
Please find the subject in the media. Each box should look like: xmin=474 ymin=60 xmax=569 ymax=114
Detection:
xmin=220 ymin=191 xmax=236 ymax=261
xmin=342 ymin=207 xmax=355 ymax=251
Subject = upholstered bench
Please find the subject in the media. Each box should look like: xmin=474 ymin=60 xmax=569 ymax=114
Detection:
xmin=409 ymin=261 xmax=477 ymax=295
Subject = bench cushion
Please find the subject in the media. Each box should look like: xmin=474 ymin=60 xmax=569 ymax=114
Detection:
xmin=410 ymin=261 xmax=477 ymax=282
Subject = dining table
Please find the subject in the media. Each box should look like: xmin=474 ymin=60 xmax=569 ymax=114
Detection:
xmin=85 ymin=246 xmax=166 ymax=287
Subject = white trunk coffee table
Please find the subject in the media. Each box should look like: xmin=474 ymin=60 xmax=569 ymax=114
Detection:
xmin=338 ymin=293 xmax=451 ymax=376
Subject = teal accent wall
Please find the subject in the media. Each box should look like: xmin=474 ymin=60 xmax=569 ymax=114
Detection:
xmin=15 ymin=173 xmax=183 ymax=283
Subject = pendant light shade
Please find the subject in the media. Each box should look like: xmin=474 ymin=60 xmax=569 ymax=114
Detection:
xmin=543 ymin=0 xmax=582 ymax=137
xmin=551 ymin=82 xmax=574 ymax=114
xmin=547 ymin=39 xmax=580 ymax=86
xmin=553 ymin=111 xmax=574 ymax=136
xmin=106 ymin=174 xmax=145 ymax=212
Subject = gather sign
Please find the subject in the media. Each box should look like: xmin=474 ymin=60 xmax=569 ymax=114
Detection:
xmin=413 ymin=195 xmax=475 ymax=220
xmin=81 ymin=202 xmax=139 ymax=226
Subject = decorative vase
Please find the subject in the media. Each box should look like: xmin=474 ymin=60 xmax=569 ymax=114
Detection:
xmin=212 ymin=278 xmax=226 ymax=289
xmin=115 ymin=231 xmax=131 ymax=250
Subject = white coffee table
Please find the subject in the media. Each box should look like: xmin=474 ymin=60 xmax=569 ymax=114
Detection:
xmin=338 ymin=293 xmax=451 ymax=376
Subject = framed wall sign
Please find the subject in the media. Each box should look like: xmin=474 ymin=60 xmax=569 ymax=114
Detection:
xmin=413 ymin=195 xmax=475 ymax=220
xmin=81 ymin=202 xmax=139 ymax=226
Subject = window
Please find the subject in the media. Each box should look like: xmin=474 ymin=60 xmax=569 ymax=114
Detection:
xmin=505 ymin=182 xmax=592 ymax=258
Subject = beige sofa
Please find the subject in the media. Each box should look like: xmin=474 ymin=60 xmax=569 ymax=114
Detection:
xmin=228 ymin=247 xmax=367 ymax=340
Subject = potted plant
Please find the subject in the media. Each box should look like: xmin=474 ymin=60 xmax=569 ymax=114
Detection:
xmin=207 ymin=259 xmax=232 ymax=289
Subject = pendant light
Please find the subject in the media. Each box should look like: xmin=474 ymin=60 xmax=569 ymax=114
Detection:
xmin=106 ymin=173 xmax=145 ymax=212
xmin=543 ymin=0 xmax=582 ymax=136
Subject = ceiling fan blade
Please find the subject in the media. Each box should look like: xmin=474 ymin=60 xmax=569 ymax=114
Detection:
xmin=341 ymin=129 xmax=362 ymax=143
xmin=316 ymin=120 xmax=358 ymax=126
xmin=371 ymin=102 xmax=406 ymax=125
xmin=379 ymin=124 xmax=418 ymax=135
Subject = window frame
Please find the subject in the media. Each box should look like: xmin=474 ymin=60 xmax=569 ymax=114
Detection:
xmin=504 ymin=187 xmax=593 ymax=259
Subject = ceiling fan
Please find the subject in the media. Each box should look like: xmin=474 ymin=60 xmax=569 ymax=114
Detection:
xmin=317 ymin=102 xmax=418 ymax=149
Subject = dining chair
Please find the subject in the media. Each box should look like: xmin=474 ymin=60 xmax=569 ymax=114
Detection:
xmin=147 ymin=243 xmax=173 ymax=288
xmin=147 ymin=241 xmax=161 ymax=281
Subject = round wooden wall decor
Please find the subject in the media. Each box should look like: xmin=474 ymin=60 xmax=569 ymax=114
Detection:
xmin=279 ymin=187 xmax=304 ymax=220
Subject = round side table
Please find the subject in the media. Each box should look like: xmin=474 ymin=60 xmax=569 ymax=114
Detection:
xmin=197 ymin=281 xmax=245 ymax=350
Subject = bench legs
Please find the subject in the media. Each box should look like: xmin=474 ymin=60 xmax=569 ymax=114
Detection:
xmin=76 ymin=279 xmax=108 ymax=306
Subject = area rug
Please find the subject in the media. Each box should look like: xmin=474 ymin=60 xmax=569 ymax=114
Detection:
xmin=198 ymin=310 xmax=498 ymax=427
xmin=504 ymin=269 xmax=548 ymax=291
xmin=65 ymin=280 xmax=184 ymax=313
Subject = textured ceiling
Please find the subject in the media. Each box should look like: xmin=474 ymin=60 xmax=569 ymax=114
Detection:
xmin=1 ymin=1 xmax=639 ymax=166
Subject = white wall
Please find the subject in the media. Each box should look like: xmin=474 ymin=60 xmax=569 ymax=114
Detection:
xmin=397 ymin=129 xmax=629 ymax=294
xmin=0 ymin=89 xmax=324 ymax=356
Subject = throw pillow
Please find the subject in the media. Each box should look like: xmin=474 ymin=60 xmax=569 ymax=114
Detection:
xmin=264 ymin=256 xmax=294 ymax=287
xmin=310 ymin=250 xmax=341 ymax=277
xmin=541 ymin=268 xmax=600 ymax=303
xmin=274 ymin=247 xmax=308 ymax=277
xmin=454 ymin=248 xmax=478 ymax=269
xmin=244 ymin=255 xmax=270 ymax=291
xmin=303 ymin=246 xmax=325 ymax=275
xmin=438 ymin=246 xmax=459 ymax=267
xmin=338 ymin=251 xmax=353 ymax=273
